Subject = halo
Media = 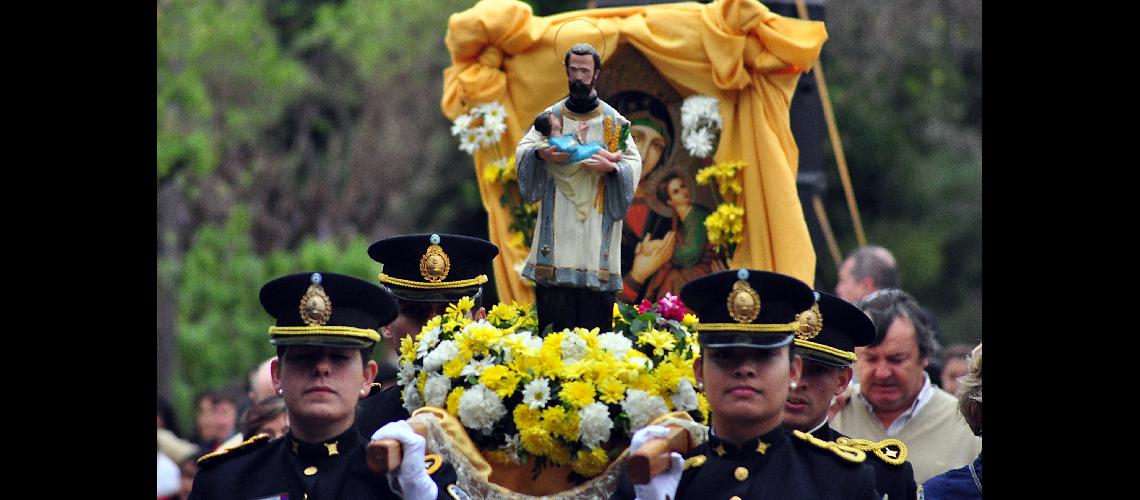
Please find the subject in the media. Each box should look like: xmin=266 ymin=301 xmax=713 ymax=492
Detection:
xmin=553 ymin=18 xmax=607 ymax=66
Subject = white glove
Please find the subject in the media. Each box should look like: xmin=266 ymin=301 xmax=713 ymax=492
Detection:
xmin=630 ymin=425 xmax=684 ymax=500
xmin=371 ymin=421 xmax=438 ymax=500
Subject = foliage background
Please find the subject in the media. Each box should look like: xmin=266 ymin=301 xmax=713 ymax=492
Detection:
xmin=157 ymin=0 xmax=981 ymax=428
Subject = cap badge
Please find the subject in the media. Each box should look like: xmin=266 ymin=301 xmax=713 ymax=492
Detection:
xmin=794 ymin=303 xmax=823 ymax=340
xmin=299 ymin=273 xmax=332 ymax=326
xmin=420 ymin=239 xmax=451 ymax=283
xmin=727 ymin=278 xmax=761 ymax=324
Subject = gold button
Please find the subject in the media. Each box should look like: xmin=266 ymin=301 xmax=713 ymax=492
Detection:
xmin=304 ymin=466 xmax=318 ymax=476
xmin=734 ymin=466 xmax=748 ymax=481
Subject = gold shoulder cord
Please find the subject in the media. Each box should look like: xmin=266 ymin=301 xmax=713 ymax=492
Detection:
xmin=835 ymin=437 xmax=908 ymax=465
xmin=683 ymin=455 xmax=707 ymax=470
xmin=425 ymin=453 xmax=444 ymax=475
xmin=792 ymin=430 xmax=866 ymax=463
xmin=196 ymin=434 xmax=270 ymax=464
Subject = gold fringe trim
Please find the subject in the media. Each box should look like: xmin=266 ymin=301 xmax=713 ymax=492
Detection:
xmin=794 ymin=338 xmax=857 ymax=362
xmin=268 ymin=325 xmax=380 ymax=342
xmin=836 ymin=437 xmax=908 ymax=466
xmin=379 ymin=273 xmax=488 ymax=290
xmin=697 ymin=322 xmax=798 ymax=333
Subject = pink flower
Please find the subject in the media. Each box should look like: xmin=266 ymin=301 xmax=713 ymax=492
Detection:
xmin=657 ymin=293 xmax=686 ymax=321
xmin=637 ymin=299 xmax=654 ymax=315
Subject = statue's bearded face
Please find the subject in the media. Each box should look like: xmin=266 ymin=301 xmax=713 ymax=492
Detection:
xmin=566 ymin=53 xmax=597 ymax=99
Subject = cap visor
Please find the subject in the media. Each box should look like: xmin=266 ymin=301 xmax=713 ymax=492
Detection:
xmin=271 ymin=335 xmax=374 ymax=349
xmin=701 ymin=332 xmax=794 ymax=350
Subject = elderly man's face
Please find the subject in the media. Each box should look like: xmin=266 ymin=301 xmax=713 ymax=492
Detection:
xmin=854 ymin=316 xmax=928 ymax=413
xmin=835 ymin=258 xmax=869 ymax=303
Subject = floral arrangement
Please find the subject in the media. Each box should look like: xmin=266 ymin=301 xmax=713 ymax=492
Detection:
xmin=452 ymin=101 xmax=538 ymax=252
xmin=696 ymin=160 xmax=746 ymax=258
xmin=680 ymin=95 xmax=723 ymax=158
xmin=397 ymin=294 xmax=708 ymax=478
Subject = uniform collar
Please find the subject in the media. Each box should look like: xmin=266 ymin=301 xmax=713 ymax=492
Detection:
xmin=707 ymin=425 xmax=787 ymax=458
xmin=288 ymin=427 xmax=359 ymax=460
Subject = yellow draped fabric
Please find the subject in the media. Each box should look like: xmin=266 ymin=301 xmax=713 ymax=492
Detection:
xmin=442 ymin=0 xmax=827 ymax=303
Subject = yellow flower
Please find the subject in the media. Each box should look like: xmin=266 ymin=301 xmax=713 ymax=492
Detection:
xmin=681 ymin=313 xmax=699 ymax=329
xmin=399 ymin=336 xmax=416 ymax=364
xmin=446 ymin=296 xmax=476 ymax=317
xmin=637 ymin=327 xmax=678 ymax=357
xmin=547 ymin=442 xmax=573 ymax=465
xmin=514 ymin=405 xmax=542 ymax=430
xmin=697 ymin=392 xmax=710 ymax=423
xmin=542 ymin=406 xmax=579 ymax=441
xmin=457 ymin=321 xmax=503 ymax=359
xmin=442 ymin=356 xmax=467 ymax=379
xmin=652 ymin=358 xmax=684 ymax=398
xmin=446 ymin=387 xmax=465 ymax=416
xmin=520 ymin=426 xmax=554 ymax=457
xmin=416 ymin=371 xmax=428 ymax=395
xmin=482 ymin=162 xmax=501 ymax=183
xmin=597 ymin=378 xmax=627 ymax=404
xmin=559 ymin=381 xmax=596 ymax=408
xmin=572 ymin=447 xmax=611 ymax=477
xmin=508 ymin=231 xmax=526 ymax=251
xmin=487 ymin=302 xmax=519 ymax=325
xmin=480 ymin=365 xmax=521 ymax=398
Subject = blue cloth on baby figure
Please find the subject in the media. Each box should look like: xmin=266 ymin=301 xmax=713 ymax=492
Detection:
xmin=549 ymin=134 xmax=604 ymax=163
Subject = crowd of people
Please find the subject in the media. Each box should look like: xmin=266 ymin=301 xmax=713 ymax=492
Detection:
xmin=159 ymin=44 xmax=981 ymax=500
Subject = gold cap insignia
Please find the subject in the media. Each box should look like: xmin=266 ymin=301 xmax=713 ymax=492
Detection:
xmin=299 ymin=273 xmax=332 ymax=326
xmin=794 ymin=303 xmax=823 ymax=340
xmin=727 ymin=271 xmax=761 ymax=324
xmin=420 ymin=234 xmax=451 ymax=283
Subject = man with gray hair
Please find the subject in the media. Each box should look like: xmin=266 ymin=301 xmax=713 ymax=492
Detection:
xmin=835 ymin=245 xmax=899 ymax=303
xmin=831 ymin=289 xmax=981 ymax=484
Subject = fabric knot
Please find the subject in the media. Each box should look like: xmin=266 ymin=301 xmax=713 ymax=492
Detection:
xmin=478 ymin=46 xmax=503 ymax=68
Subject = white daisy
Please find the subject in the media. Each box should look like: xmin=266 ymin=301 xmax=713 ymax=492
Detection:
xmin=451 ymin=113 xmax=474 ymax=137
xmin=521 ymin=378 xmax=552 ymax=409
xmin=458 ymin=129 xmax=480 ymax=154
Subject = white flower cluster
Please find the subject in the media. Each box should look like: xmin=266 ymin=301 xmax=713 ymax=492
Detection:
xmin=671 ymin=378 xmax=699 ymax=412
xmin=621 ymin=389 xmax=670 ymax=431
xmin=578 ymin=402 xmax=614 ymax=448
xmin=597 ymin=332 xmax=633 ymax=359
xmin=424 ymin=373 xmax=451 ymax=407
xmin=458 ymin=384 xmax=508 ymax=434
xmin=451 ymin=101 xmax=509 ymax=155
xmin=680 ymin=95 xmax=722 ymax=158
xmin=560 ymin=331 xmax=588 ymax=364
xmin=423 ymin=340 xmax=459 ymax=374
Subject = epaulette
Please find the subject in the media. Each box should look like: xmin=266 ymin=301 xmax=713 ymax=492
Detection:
xmin=196 ymin=434 xmax=272 ymax=468
xmin=835 ymin=437 xmax=908 ymax=466
xmin=683 ymin=454 xmax=706 ymax=471
xmin=792 ymin=430 xmax=866 ymax=464
xmin=425 ymin=453 xmax=444 ymax=475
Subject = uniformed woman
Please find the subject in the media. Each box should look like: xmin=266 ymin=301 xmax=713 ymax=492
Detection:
xmin=189 ymin=272 xmax=401 ymax=500
xmin=615 ymin=269 xmax=882 ymax=500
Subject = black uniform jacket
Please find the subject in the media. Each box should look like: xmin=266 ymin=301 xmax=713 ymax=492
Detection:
xmin=814 ymin=423 xmax=918 ymax=500
xmin=613 ymin=426 xmax=880 ymax=500
xmin=189 ymin=427 xmax=396 ymax=500
xmin=356 ymin=384 xmax=411 ymax=437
